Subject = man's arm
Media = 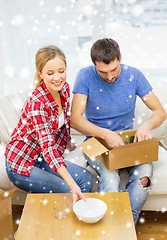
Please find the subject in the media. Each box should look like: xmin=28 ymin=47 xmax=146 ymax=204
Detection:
xmin=134 ymin=91 xmax=166 ymax=142
xmin=70 ymin=93 xmax=124 ymax=148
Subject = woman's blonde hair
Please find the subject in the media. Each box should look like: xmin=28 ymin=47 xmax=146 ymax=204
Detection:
xmin=34 ymin=45 xmax=66 ymax=89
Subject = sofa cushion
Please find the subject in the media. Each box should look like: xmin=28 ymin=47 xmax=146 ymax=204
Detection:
xmin=0 ymin=92 xmax=27 ymax=144
xmin=0 ymin=143 xmax=15 ymax=189
xmin=151 ymin=146 xmax=167 ymax=194
xmin=134 ymin=97 xmax=167 ymax=138
xmin=63 ymin=146 xmax=87 ymax=168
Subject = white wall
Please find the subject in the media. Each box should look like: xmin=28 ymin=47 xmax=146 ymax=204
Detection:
xmin=0 ymin=0 xmax=167 ymax=98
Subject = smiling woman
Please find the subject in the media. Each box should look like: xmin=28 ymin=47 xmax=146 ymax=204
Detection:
xmin=38 ymin=57 xmax=66 ymax=101
xmin=4 ymin=45 xmax=93 ymax=205
xmin=35 ymin=46 xmax=67 ymax=115
xmin=34 ymin=46 xmax=67 ymax=89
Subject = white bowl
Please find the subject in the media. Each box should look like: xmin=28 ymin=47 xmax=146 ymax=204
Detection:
xmin=73 ymin=198 xmax=107 ymax=223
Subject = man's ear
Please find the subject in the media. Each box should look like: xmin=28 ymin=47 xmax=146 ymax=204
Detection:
xmin=119 ymin=54 xmax=122 ymax=62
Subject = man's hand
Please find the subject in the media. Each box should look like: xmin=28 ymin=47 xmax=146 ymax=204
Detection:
xmin=134 ymin=122 xmax=152 ymax=142
xmin=103 ymin=129 xmax=125 ymax=149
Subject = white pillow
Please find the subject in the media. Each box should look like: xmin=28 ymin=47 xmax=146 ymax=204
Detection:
xmin=63 ymin=146 xmax=87 ymax=168
xmin=0 ymin=143 xmax=15 ymax=189
xmin=0 ymin=92 xmax=27 ymax=144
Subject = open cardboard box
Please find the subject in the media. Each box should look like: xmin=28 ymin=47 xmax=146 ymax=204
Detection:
xmin=0 ymin=188 xmax=16 ymax=240
xmin=79 ymin=129 xmax=165 ymax=170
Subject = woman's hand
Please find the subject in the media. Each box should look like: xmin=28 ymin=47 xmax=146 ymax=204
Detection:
xmin=71 ymin=185 xmax=87 ymax=205
xmin=57 ymin=166 xmax=86 ymax=205
xmin=66 ymin=142 xmax=76 ymax=151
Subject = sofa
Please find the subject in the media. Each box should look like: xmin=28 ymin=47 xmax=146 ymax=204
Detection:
xmin=0 ymin=84 xmax=167 ymax=211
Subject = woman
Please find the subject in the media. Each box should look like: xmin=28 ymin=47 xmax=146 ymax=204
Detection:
xmin=5 ymin=45 xmax=92 ymax=204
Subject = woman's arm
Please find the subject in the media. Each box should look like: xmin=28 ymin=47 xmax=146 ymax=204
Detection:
xmin=31 ymin=101 xmax=86 ymax=204
xmin=57 ymin=166 xmax=86 ymax=204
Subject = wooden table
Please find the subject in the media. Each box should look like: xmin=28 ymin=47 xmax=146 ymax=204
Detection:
xmin=16 ymin=192 xmax=137 ymax=240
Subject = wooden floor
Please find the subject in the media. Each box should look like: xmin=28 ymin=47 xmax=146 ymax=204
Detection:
xmin=12 ymin=205 xmax=167 ymax=239
xmin=136 ymin=211 xmax=167 ymax=240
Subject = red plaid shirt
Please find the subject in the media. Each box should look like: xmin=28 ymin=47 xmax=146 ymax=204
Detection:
xmin=5 ymin=82 xmax=71 ymax=176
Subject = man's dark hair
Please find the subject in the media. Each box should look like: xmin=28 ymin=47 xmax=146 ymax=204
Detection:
xmin=91 ymin=38 xmax=121 ymax=64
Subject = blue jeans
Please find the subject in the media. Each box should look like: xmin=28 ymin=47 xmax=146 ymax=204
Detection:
xmin=85 ymin=154 xmax=153 ymax=225
xmin=5 ymin=156 xmax=93 ymax=194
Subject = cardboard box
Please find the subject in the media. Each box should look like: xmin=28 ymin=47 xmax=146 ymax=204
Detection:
xmin=79 ymin=129 xmax=165 ymax=170
xmin=0 ymin=188 xmax=16 ymax=240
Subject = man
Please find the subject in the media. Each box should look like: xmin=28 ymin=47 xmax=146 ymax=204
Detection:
xmin=71 ymin=38 xmax=166 ymax=224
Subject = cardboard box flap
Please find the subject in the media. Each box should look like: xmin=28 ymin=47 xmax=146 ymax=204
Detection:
xmin=79 ymin=137 xmax=109 ymax=159
xmin=0 ymin=188 xmax=16 ymax=200
xmin=159 ymin=135 xmax=167 ymax=151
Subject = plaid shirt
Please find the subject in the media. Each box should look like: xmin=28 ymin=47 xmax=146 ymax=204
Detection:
xmin=5 ymin=82 xmax=71 ymax=176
